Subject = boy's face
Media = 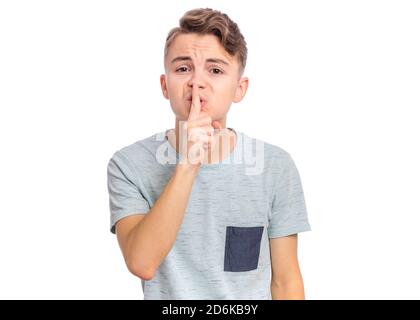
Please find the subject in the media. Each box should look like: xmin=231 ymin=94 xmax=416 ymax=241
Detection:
xmin=160 ymin=33 xmax=248 ymax=125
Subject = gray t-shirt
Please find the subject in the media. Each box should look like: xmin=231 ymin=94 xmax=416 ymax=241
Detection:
xmin=107 ymin=129 xmax=311 ymax=299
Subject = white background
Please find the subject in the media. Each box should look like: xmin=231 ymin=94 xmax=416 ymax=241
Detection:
xmin=1 ymin=0 xmax=419 ymax=299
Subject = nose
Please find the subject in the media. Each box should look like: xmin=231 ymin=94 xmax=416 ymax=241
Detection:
xmin=187 ymin=70 xmax=206 ymax=89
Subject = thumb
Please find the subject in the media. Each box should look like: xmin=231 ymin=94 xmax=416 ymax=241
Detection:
xmin=211 ymin=120 xmax=222 ymax=130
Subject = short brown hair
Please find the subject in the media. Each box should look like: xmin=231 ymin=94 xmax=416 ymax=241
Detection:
xmin=164 ymin=8 xmax=248 ymax=76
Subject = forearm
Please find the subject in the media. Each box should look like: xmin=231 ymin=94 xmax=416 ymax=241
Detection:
xmin=125 ymin=164 xmax=199 ymax=274
xmin=271 ymin=276 xmax=305 ymax=300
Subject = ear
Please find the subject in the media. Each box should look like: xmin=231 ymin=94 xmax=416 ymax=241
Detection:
xmin=233 ymin=76 xmax=249 ymax=103
xmin=160 ymin=74 xmax=169 ymax=100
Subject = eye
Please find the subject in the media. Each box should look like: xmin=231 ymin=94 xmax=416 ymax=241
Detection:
xmin=176 ymin=66 xmax=189 ymax=73
xmin=210 ymin=68 xmax=223 ymax=74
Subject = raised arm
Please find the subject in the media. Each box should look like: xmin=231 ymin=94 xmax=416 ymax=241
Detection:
xmin=115 ymin=164 xmax=199 ymax=280
xmin=115 ymin=84 xmax=218 ymax=280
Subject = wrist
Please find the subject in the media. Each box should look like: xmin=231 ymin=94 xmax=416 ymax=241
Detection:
xmin=175 ymin=163 xmax=200 ymax=176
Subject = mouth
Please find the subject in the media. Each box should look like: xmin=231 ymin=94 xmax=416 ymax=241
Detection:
xmin=187 ymin=97 xmax=206 ymax=110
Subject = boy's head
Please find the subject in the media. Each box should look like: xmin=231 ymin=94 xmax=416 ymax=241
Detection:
xmin=160 ymin=8 xmax=249 ymax=125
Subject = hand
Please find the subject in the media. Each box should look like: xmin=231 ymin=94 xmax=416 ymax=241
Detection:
xmin=179 ymin=84 xmax=221 ymax=166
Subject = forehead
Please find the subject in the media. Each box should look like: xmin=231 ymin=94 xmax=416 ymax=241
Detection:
xmin=168 ymin=33 xmax=234 ymax=64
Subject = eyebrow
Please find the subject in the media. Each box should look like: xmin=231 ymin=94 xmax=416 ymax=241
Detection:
xmin=170 ymin=56 xmax=230 ymax=66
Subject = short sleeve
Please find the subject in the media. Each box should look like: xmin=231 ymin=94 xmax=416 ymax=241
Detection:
xmin=268 ymin=153 xmax=311 ymax=238
xmin=107 ymin=151 xmax=150 ymax=234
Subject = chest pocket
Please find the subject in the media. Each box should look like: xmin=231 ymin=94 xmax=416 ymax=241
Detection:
xmin=224 ymin=226 xmax=264 ymax=272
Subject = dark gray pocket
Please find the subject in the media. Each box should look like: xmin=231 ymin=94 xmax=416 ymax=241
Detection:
xmin=224 ymin=226 xmax=264 ymax=272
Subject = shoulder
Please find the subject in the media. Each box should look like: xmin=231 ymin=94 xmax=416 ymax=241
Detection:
xmin=110 ymin=131 xmax=165 ymax=162
xmin=239 ymin=131 xmax=295 ymax=173
xmin=108 ymin=131 xmax=168 ymax=173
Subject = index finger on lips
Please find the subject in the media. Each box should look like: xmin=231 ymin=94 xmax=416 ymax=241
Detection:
xmin=188 ymin=84 xmax=201 ymax=121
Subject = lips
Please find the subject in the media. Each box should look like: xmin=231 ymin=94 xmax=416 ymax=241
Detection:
xmin=187 ymin=96 xmax=206 ymax=103
xmin=187 ymin=96 xmax=206 ymax=110
xmin=187 ymin=98 xmax=207 ymax=111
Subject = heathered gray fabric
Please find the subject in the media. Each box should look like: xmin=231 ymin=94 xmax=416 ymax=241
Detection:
xmin=107 ymin=129 xmax=311 ymax=299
